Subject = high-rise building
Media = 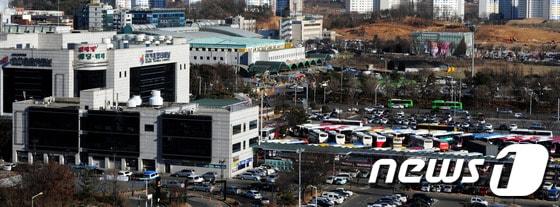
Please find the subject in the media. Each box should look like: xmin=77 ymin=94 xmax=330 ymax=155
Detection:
xmin=116 ymin=0 xmax=132 ymax=10
xmin=499 ymin=0 xmax=521 ymax=19
xmin=89 ymin=1 xmax=115 ymax=31
xmin=275 ymin=0 xmax=303 ymax=16
xmin=134 ymin=0 xmax=150 ymax=9
xmin=345 ymin=0 xmax=374 ymax=13
xmin=550 ymin=0 xmax=560 ymax=19
xmin=149 ymin=0 xmax=167 ymax=8
xmin=432 ymin=0 xmax=464 ymax=20
xmin=479 ymin=0 xmax=500 ymax=18
xmin=246 ymin=0 xmax=272 ymax=7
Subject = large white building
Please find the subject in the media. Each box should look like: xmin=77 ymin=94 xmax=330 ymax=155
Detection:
xmin=279 ymin=15 xmax=323 ymax=43
xmin=0 ymin=31 xmax=190 ymax=115
xmin=377 ymin=0 xmax=403 ymax=10
xmin=246 ymin=0 xmax=272 ymax=7
xmin=345 ymin=0 xmax=374 ymax=13
xmin=433 ymin=0 xmax=465 ymax=20
xmin=12 ymin=94 xmax=258 ymax=177
xmin=479 ymin=0 xmax=500 ymax=18
xmin=551 ymin=0 xmax=560 ymax=19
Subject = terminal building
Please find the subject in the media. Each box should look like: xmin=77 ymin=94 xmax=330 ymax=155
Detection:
xmin=11 ymin=91 xmax=258 ymax=177
xmin=0 ymin=31 xmax=190 ymax=115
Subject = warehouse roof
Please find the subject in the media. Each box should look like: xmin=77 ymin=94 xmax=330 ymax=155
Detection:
xmin=189 ymin=36 xmax=285 ymax=49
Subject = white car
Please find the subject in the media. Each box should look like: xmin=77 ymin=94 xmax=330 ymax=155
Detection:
xmin=118 ymin=170 xmax=132 ymax=177
xmin=321 ymin=192 xmax=344 ymax=204
xmin=421 ymin=184 xmax=431 ymax=192
xmin=509 ymin=124 xmax=518 ymax=130
xmin=543 ymin=182 xmax=556 ymax=190
xmin=380 ymin=118 xmax=389 ymax=124
xmin=336 ymin=188 xmax=354 ymax=196
xmin=514 ymin=112 xmax=524 ymax=118
xmin=186 ymin=175 xmax=204 ymax=184
xmin=470 ymin=196 xmax=488 ymax=206
xmin=396 ymin=111 xmax=405 ymax=116
xmin=431 ymin=184 xmax=442 ymax=192
xmin=391 ymin=104 xmax=404 ymax=109
xmin=443 ymin=185 xmax=453 ymax=193
xmin=393 ymin=193 xmax=407 ymax=203
xmin=245 ymin=190 xmax=262 ymax=200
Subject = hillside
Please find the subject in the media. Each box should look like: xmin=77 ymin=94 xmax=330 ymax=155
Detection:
xmin=333 ymin=20 xmax=560 ymax=48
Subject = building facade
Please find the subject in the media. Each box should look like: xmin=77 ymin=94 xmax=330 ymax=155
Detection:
xmin=499 ymin=0 xmax=521 ymax=19
xmin=88 ymin=1 xmax=115 ymax=31
xmin=433 ymin=0 xmax=465 ymax=20
xmin=410 ymin=32 xmax=474 ymax=57
xmin=149 ymin=0 xmax=167 ymax=8
xmin=279 ymin=15 xmax=323 ymax=43
xmin=345 ymin=0 xmax=374 ymax=13
xmin=134 ymin=0 xmax=150 ymax=9
xmin=479 ymin=0 xmax=500 ymax=18
xmin=275 ymin=0 xmax=303 ymax=16
xmin=551 ymin=0 xmax=560 ymax=19
xmin=12 ymin=94 xmax=258 ymax=178
xmin=226 ymin=16 xmax=257 ymax=33
xmin=0 ymin=31 xmax=190 ymax=115
xmin=116 ymin=0 xmax=133 ymax=10
xmin=130 ymin=9 xmax=186 ymax=28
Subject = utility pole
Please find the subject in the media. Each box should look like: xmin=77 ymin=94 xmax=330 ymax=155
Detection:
xmin=296 ymin=148 xmax=304 ymax=207
xmin=198 ymin=77 xmax=202 ymax=96
xmin=557 ymin=98 xmax=559 ymax=122
xmin=529 ymin=91 xmax=533 ymax=116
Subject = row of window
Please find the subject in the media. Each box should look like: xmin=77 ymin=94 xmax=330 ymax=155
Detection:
xmin=193 ymin=56 xmax=225 ymax=61
xmin=232 ymin=137 xmax=259 ymax=153
xmin=232 ymin=119 xmax=258 ymax=135
xmin=118 ymin=70 xmax=127 ymax=78
xmin=190 ymin=48 xmax=238 ymax=52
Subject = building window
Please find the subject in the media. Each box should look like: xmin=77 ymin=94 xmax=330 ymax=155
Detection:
xmin=200 ymin=56 xmax=203 ymax=59
xmin=207 ymin=56 xmax=210 ymax=60
xmin=232 ymin=142 xmax=241 ymax=153
xmin=213 ymin=57 xmax=216 ymax=60
xmin=119 ymin=72 xmax=122 ymax=78
xmin=196 ymin=48 xmax=199 ymax=51
xmin=124 ymin=71 xmax=127 ymax=77
xmin=220 ymin=57 xmax=224 ymax=61
xmin=232 ymin=124 xmax=242 ymax=135
xmin=249 ymin=120 xmax=257 ymax=130
xmin=145 ymin=124 xmax=154 ymax=131
xmin=243 ymin=141 xmax=246 ymax=149
xmin=194 ymin=56 xmax=197 ymax=60
xmin=249 ymin=137 xmax=258 ymax=147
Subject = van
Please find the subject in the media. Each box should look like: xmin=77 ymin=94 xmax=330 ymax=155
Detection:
xmin=321 ymin=192 xmax=344 ymax=204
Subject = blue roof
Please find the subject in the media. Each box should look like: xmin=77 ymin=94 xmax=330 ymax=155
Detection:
xmin=189 ymin=36 xmax=285 ymax=49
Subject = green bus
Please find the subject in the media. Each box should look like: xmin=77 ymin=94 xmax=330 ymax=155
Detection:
xmin=387 ymin=99 xmax=414 ymax=108
xmin=431 ymin=100 xmax=463 ymax=110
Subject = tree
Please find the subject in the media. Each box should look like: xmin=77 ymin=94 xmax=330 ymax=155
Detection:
xmin=285 ymin=107 xmax=307 ymax=127
xmin=453 ymin=38 xmax=467 ymax=57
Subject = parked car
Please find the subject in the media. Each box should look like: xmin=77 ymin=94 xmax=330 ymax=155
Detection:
xmin=138 ymin=171 xmax=160 ymax=181
xmin=431 ymin=184 xmax=442 ymax=192
xmin=412 ymin=193 xmax=435 ymax=206
xmin=118 ymin=170 xmax=132 ymax=177
xmin=202 ymin=171 xmax=218 ymax=182
xmin=245 ymin=190 xmax=263 ymax=200
xmin=321 ymin=192 xmax=344 ymax=204
xmin=543 ymin=182 xmax=556 ymax=190
xmin=172 ymin=169 xmax=195 ymax=177
xmin=335 ymin=188 xmax=354 ymax=197
xmin=163 ymin=180 xmax=185 ymax=188
xmin=186 ymin=175 xmax=204 ymax=184
xmin=2 ymin=163 xmax=15 ymax=171
xmin=443 ymin=185 xmax=453 ymax=193
xmin=392 ymin=193 xmax=407 ymax=203
xmin=265 ymin=174 xmax=278 ymax=184
xmin=226 ymin=186 xmax=242 ymax=195
xmin=311 ymin=197 xmax=335 ymax=207
xmin=238 ymin=172 xmax=260 ymax=181
xmin=514 ymin=112 xmax=524 ymax=119
xmin=191 ymin=183 xmax=216 ymax=192
xmin=421 ymin=183 xmax=431 ymax=192
xmin=470 ymin=197 xmax=488 ymax=206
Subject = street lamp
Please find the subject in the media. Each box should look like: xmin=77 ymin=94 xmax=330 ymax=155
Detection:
xmin=308 ymin=185 xmax=317 ymax=207
xmin=321 ymin=82 xmax=328 ymax=105
xmin=468 ymin=24 xmax=477 ymax=78
xmin=296 ymin=148 xmax=305 ymax=207
xmin=31 ymin=192 xmax=43 ymax=207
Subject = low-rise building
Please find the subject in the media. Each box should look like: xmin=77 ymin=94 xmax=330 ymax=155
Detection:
xmin=279 ymin=15 xmax=323 ymax=44
xmin=130 ymin=8 xmax=186 ymax=28
xmin=12 ymin=93 xmax=258 ymax=177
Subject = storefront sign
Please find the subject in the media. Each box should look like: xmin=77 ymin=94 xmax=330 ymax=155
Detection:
xmin=76 ymin=44 xmax=107 ymax=63
xmin=8 ymin=55 xmax=52 ymax=67
xmin=140 ymin=51 xmax=170 ymax=64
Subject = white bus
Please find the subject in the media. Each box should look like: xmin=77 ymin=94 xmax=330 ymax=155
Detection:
xmin=510 ymin=129 xmax=553 ymax=141
xmin=410 ymin=135 xmax=434 ymax=149
xmin=260 ymin=127 xmax=276 ymax=140
xmin=308 ymin=129 xmax=328 ymax=144
xmin=336 ymin=133 xmax=346 ymax=145
xmin=353 ymin=132 xmax=373 ymax=146
xmin=321 ymin=118 xmax=363 ymax=127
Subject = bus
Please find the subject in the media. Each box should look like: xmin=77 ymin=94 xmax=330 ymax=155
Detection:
xmin=336 ymin=133 xmax=346 ymax=145
xmin=321 ymin=119 xmax=363 ymax=127
xmin=410 ymin=135 xmax=434 ymax=149
xmin=368 ymin=132 xmax=387 ymax=148
xmin=388 ymin=99 xmax=414 ymax=108
xmin=431 ymin=100 xmax=463 ymax=110
xmin=510 ymin=129 xmax=553 ymax=141
xmin=353 ymin=132 xmax=373 ymax=147
xmin=308 ymin=129 xmax=328 ymax=144
xmin=417 ymin=124 xmax=457 ymax=131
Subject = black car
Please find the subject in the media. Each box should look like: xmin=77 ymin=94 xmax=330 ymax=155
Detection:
xmin=412 ymin=193 xmax=435 ymax=206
